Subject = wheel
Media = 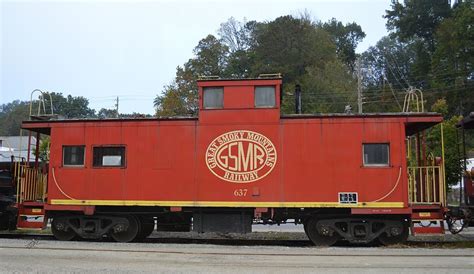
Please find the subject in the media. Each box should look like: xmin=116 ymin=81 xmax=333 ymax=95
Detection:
xmin=304 ymin=218 xmax=340 ymax=246
xmin=135 ymin=217 xmax=155 ymax=241
xmin=110 ymin=216 xmax=139 ymax=243
xmin=378 ymin=221 xmax=409 ymax=246
xmin=51 ymin=217 xmax=76 ymax=241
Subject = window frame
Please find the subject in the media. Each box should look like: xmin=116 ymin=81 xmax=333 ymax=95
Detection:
xmin=202 ymin=87 xmax=224 ymax=109
xmin=254 ymin=85 xmax=276 ymax=108
xmin=92 ymin=145 xmax=127 ymax=168
xmin=362 ymin=143 xmax=390 ymax=167
xmin=62 ymin=145 xmax=86 ymax=168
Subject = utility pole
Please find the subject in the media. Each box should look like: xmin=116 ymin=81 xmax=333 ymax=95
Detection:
xmin=356 ymin=59 xmax=363 ymax=114
xmin=115 ymin=96 xmax=119 ymax=118
xmin=295 ymin=84 xmax=302 ymax=114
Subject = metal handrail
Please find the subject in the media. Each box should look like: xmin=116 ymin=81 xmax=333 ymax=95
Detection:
xmin=403 ymin=87 xmax=424 ymax=113
xmin=15 ymin=164 xmax=47 ymax=203
xmin=408 ymin=166 xmax=445 ymax=205
xmin=29 ymin=89 xmax=54 ymax=118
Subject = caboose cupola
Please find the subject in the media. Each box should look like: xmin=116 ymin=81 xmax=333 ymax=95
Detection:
xmin=197 ymin=75 xmax=282 ymax=124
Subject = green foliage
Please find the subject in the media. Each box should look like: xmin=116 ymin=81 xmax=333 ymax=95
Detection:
xmin=252 ymin=15 xmax=336 ymax=84
xmin=154 ymin=83 xmax=191 ymax=117
xmin=431 ymin=1 xmax=474 ymax=115
xmin=361 ymin=36 xmax=415 ymax=88
xmin=38 ymin=136 xmax=50 ymax=163
xmin=0 ymin=100 xmax=30 ymax=136
xmin=321 ymin=18 xmax=366 ymax=70
xmin=154 ymin=34 xmax=230 ymax=116
xmin=0 ymin=93 xmax=96 ymax=136
xmin=370 ymin=0 xmax=473 ymax=188
xmin=426 ymin=114 xmax=463 ymax=186
xmin=97 ymin=108 xmax=118 ymax=118
xmin=298 ymin=60 xmax=357 ymax=113
xmin=431 ymin=98 xmax=449 ymax=117
xmin=155 ymin=15 xmax=363 ymax=116
xmin=381 ymin=0 xmax=473 ymax=104
xmin=359 ymin=36 xmax=416 ymax=112
xmin=190 ymin=35 xmax=229 ymax=76
xmin=423 ymin=99 xmax=463 ymax=187
xmin=47 ymin=92 xmax=96 ymax=118
xmin=362 ymin=1 xmax=473 ymax=117
xmin=218 ymin=17 xmax=257 ymax=53
xmin=219 ymin=18 xmax=259 ymax=78
xmin=385 ymin=0 xmax=452 ymax=50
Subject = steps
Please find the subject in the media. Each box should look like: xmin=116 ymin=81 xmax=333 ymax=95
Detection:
xmin=411 ymin=204 xmax=445 ymax=235
xmin=16 ymin=202 xmax=46 ymax=230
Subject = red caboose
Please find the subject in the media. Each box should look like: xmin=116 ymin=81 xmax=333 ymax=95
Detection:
xmin=14 ymin=76 xmax=446 ymax=245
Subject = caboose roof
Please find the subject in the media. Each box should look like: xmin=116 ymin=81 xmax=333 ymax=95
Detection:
xmin=21 ymin=112 xmax=441 ymax=124
xmin=280 ymin=112 xmax=441 ymax=119
xmin=21 ymin=112 xmax=442 ymax=136
xmin=197 ymin=77 xmax=282 ymax=82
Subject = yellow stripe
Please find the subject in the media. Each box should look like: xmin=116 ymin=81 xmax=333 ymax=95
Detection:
xmin=51 ymin=199 xmax=404 ymax=208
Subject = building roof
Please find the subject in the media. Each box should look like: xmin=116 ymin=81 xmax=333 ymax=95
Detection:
xmin=0 ymin=136 xmax=36 ymax=151
xmin=0 ymin=136 xmax=36 ymax=162
xmin=457 ymin=112 xmax=474 ymax=129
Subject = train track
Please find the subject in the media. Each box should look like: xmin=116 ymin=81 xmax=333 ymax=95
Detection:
xmin=0 ymin=245 xmax=473 ymax=258
xmin=0 ymin=233 xmax=312 ymax=247
xmin=1 ymin=232 xmax=474 ymax=249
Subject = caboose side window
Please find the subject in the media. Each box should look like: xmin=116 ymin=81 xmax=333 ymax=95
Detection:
xmin=363 ymin=143 xmax=389 ymax=166
xmin=63 ymin=145 xmax=85 ymax=167
xmin=255 ymin=86 xmax=276 ymax=108
xmin=203 ymin=87 xmax=223 ymax=109
xmin=93 ymin=146 xmax=126 ymax=167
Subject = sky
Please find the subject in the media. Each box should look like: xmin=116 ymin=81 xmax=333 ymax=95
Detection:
xmin=1 ymin=0 xmax=391 ymax=115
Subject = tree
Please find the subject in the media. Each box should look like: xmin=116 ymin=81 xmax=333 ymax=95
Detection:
xmin=384 ymin=0 xmax=452 ymax=51
xmin=252 ymin=15 xmax=336 ymax=83
xmin=219 ymin=18 xmax=259 ymax=78
xmin=359 ymin=36 xmax=419 ymax=113
xmin=361 ymin=36 xmax=415 ymax=89
xmin=384 ymin=0 xmax=454 ymax=91
xmin=0 ymin=101 xmax=30 ymax=136
xmin=154 ymin=83 xmax=190 ymax=117
xmin=321 ymin=18 xmax=366 ymax=70
xmin=296 ymin=60 xmax=357 ymax=113
xmin=155 ymin=35 xmax=229 ymax=116
xmin=426 ymin=99 xmax=463 ymax=187
xmin=97 ymin=108 xmax=118 ymax=118
xmin=38 ymin=136 xmax=50 ymax=163
xmin=218 ymin=18 xmax=257 ymax=52
xmin=1 ymin=92 xmax=97 ymax=136
xmin=155 ymin=15 xmax=360 ymax=116
xmin=154 ymin=63 xmax=200 ymax=117
xmin=189 ymin=35 xmax=229 ymax=76
xmin=46 ymin=92 xmax=96 ymax=118
xmin=431 ymin=1 xmax=474 ymax=116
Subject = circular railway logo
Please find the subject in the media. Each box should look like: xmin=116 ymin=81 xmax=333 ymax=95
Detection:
xmin=205 ymin=130 xmax=277 ymax=183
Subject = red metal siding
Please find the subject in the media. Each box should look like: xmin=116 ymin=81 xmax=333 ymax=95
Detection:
xmin=20 ymin=78 xmax=442 ymax=210
xmin=44 ymin=116 xmax=414 ymax=207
